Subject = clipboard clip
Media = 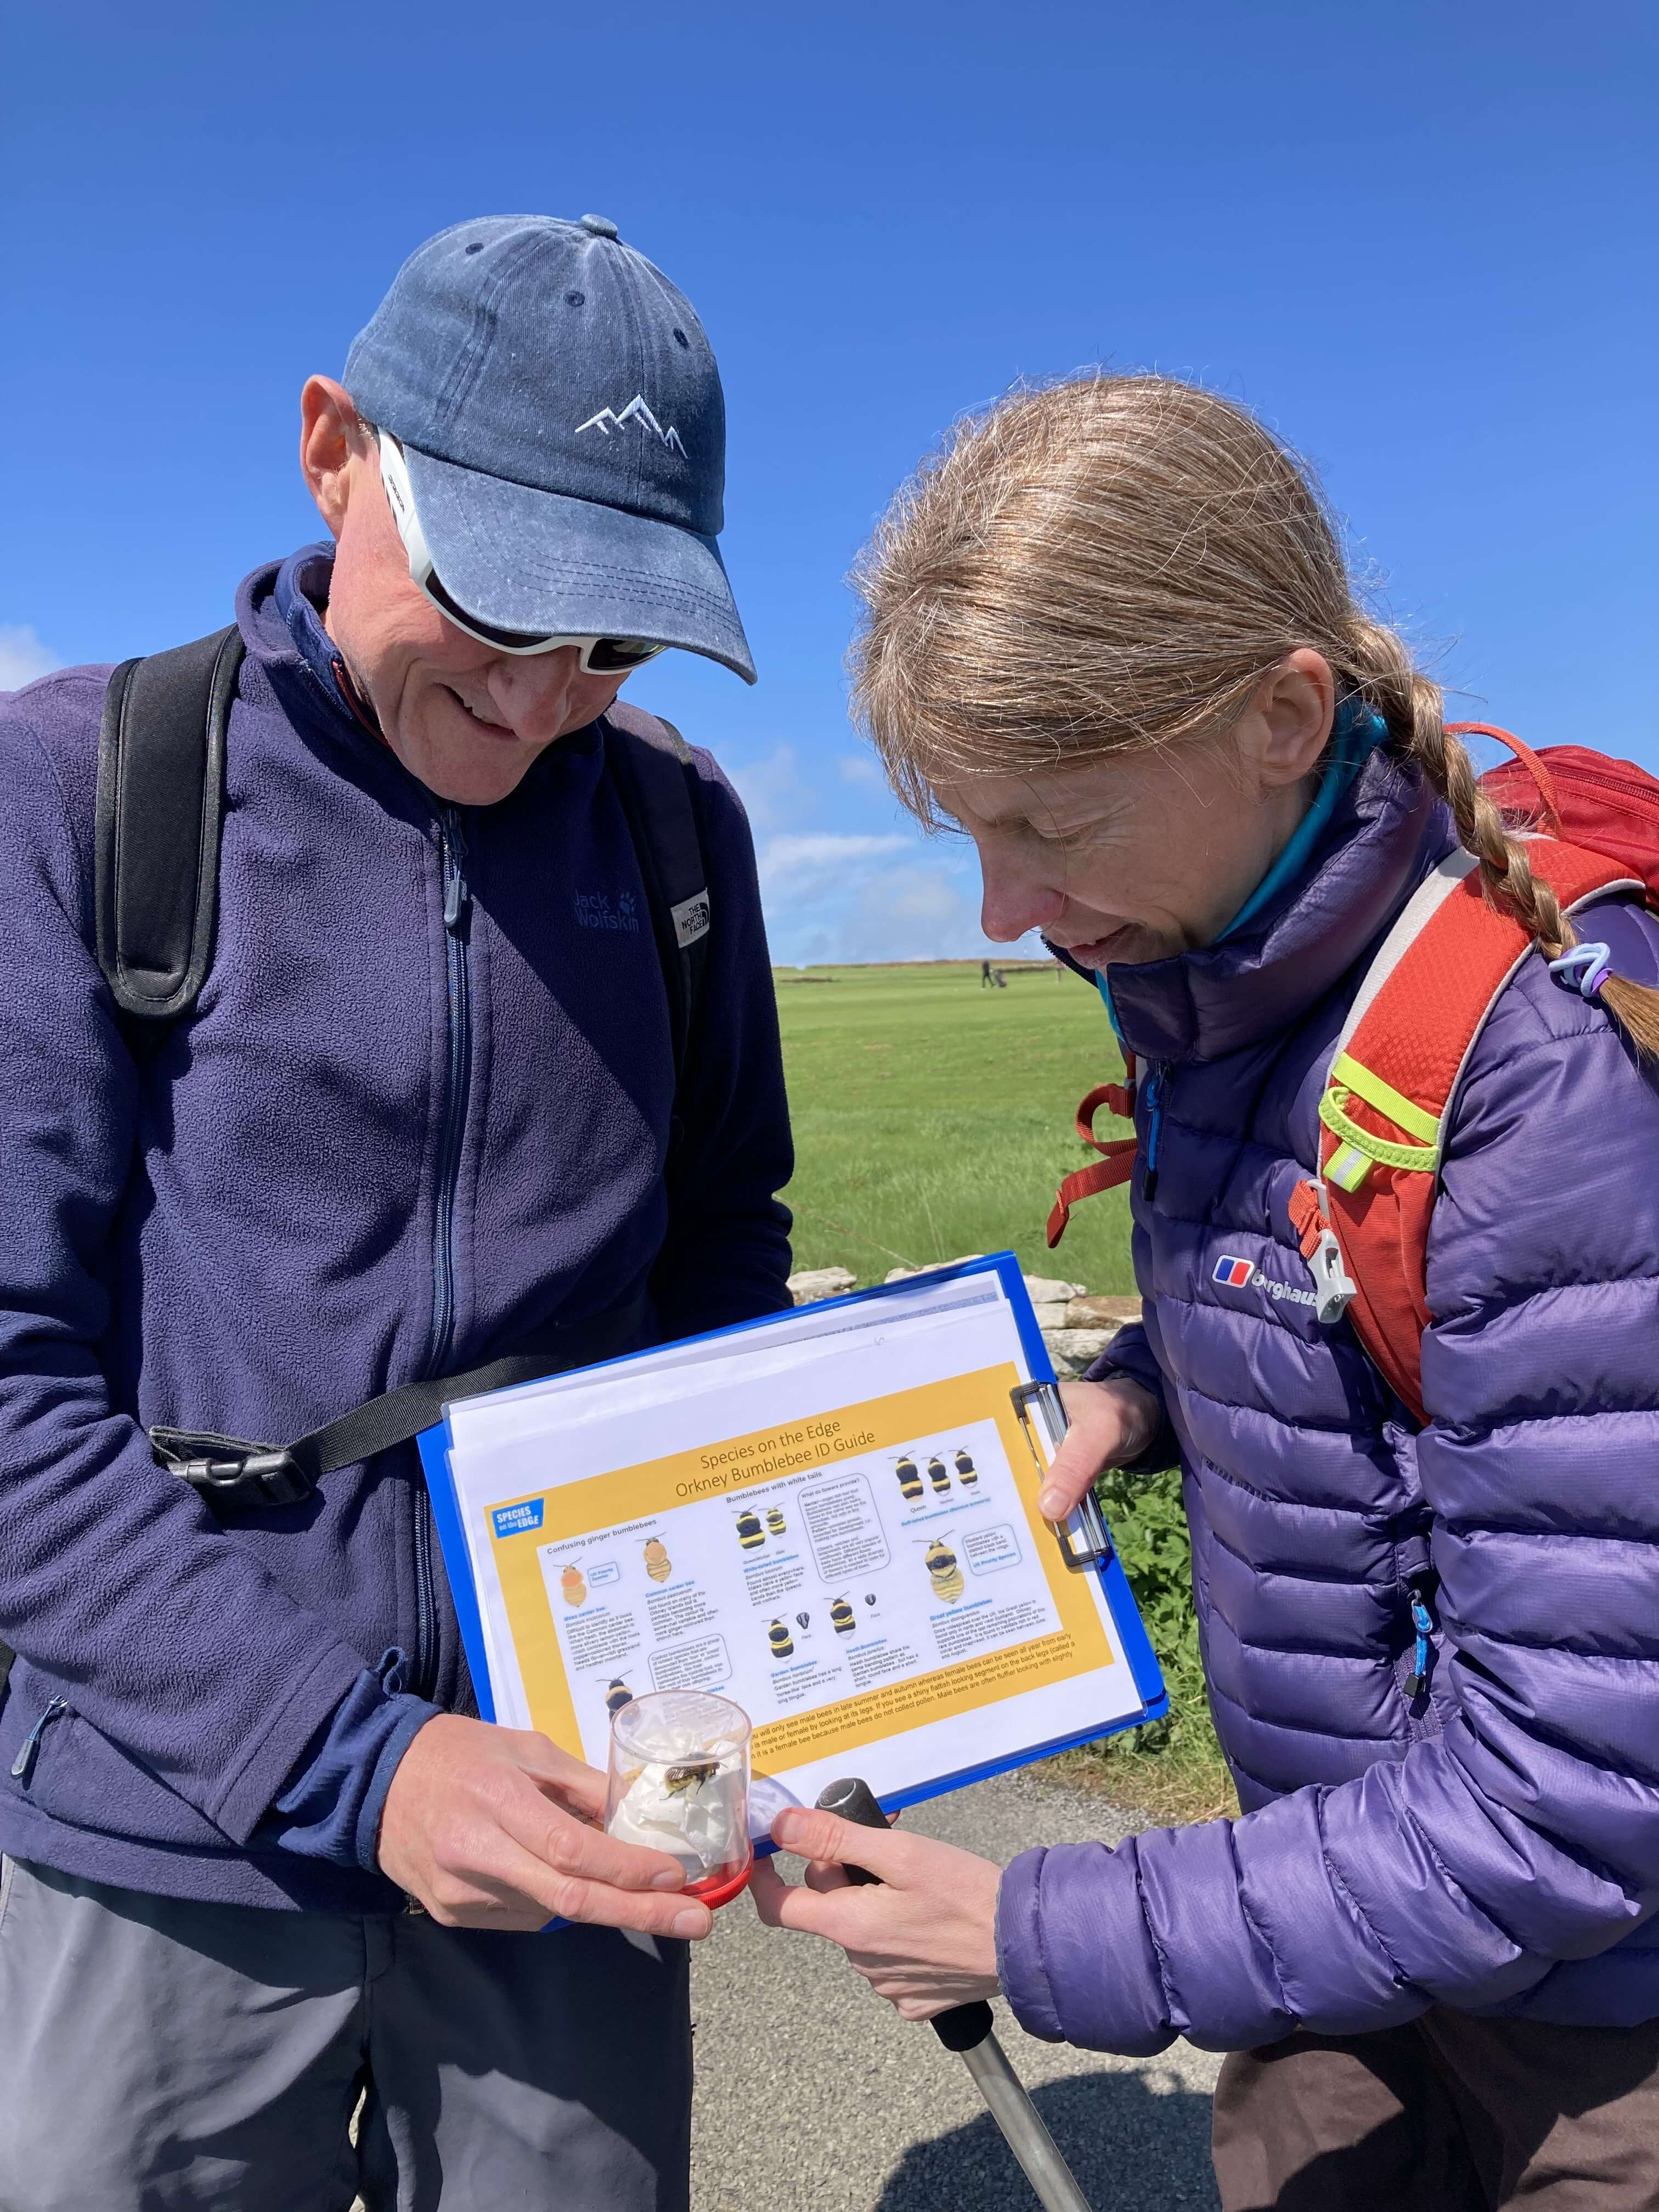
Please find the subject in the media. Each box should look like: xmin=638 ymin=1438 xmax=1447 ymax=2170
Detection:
xmin=1010 ymin=1381 xmax=1114 ymax=1575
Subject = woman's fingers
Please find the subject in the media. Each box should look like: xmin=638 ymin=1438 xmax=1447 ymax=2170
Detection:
xmin=1036 ymin=1376 xmax=1161 ymax=1519
xmin=770 ymin=1807 xmax=909 ymax=1880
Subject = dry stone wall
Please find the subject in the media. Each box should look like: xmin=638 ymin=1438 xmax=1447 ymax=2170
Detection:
xmin=784 ymin=1258 xmax=1139 ymax=1379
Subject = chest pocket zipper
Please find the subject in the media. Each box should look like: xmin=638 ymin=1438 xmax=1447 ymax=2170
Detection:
xmin=10 ymin=1699 xmax=69 ymax=1786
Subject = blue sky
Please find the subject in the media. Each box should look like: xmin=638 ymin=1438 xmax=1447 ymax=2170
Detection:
xmin=3 ymin=2 xmax=1653 ymax=963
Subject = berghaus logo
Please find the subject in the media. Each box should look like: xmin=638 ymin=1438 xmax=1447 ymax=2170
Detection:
xmin=1214 ymin=1256 xmax=1255 ymax=1288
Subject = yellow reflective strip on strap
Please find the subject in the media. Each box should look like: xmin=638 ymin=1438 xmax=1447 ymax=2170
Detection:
xmin=1326 ymin=1142 xmax=1373 ymax=1193
xmin=1319 ymin=1087 xmax=1440 ymax=1173
xmin=1329 ymin=1051 xmax=1441 ymax=1147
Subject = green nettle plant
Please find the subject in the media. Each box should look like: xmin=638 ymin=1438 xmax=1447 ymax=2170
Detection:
xmin=1059 ymin=1464 xmax=1237 ymax=1823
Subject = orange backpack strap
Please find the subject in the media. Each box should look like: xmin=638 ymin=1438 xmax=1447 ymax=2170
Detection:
xmin=1047 ymin=1056 xmax=1139 ymax=1248
xmin=1292 ymin=839 xmax=1640 ymax=1421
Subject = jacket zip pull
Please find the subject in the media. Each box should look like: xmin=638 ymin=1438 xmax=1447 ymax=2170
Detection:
xmin=10 ymin=1698 xmax=67 ymax=1784
xmin=440 ymin=811 xmax=470 ymax=935
xmin=1141 ymin=1066 xmax=1166 ymax=1202
xmin=1404 ymin=1588 xmax=1436 ymax=1700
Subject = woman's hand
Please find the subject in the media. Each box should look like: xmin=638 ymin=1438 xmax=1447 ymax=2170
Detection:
xmin=1037 ymin=1376 xmax=1161 ymax=1522
xmin=378 ymin=1713 xmax=713 ymax=1939
xmin=749 ymin=1808 xmax=1002 ymax=2020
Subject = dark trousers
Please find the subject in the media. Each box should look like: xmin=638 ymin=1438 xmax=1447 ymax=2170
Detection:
xmin=0 ymin=1857 xmax=691 ymax=2212
xmin=1212 ymin=2010 xmax=1659 ymax=2211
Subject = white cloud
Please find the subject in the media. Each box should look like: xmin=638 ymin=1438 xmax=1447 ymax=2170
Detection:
xmin=0 ymin=625 xmax=61 ymax=691
xmin=724 ymin=744 xmax=819 ymax=837
xmin=757 ymin=828 xmax=1045 ymax=966
xmin=837 ymin=753 xmax=884 ymax=788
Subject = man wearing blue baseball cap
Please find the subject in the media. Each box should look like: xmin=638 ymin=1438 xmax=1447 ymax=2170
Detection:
xmin=0 ymin=216 xmax=790 ymax=2208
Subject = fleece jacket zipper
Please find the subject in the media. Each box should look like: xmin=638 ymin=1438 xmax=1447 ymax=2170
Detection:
xmin=415 ymin=805 xmax=472 ymax=1698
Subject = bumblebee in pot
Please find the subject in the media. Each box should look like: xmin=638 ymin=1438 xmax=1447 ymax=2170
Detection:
xmin=923 ymin=1537 xmax=964 ymax=1605
xmin=894 ymin=1454 xmax=923 ymax=1503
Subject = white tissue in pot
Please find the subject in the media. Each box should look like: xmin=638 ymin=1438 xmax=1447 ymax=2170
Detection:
xmin=608 ymin=1735 xmax=747 ymax=1878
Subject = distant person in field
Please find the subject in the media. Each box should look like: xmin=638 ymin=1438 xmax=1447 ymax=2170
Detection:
xmin=0 ymin=216 xmax=792 ymax=2210
xmin=755 ymin=374 xmax=1659 ymax=2209
xmin=980 ymin=956 xmax=994 ymax=984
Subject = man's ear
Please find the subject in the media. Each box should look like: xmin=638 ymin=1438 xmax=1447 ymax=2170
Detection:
xmin=1240 ymin=650 xmax=1336 ymax=790
xmin=300 ymin=375 xmax=369 ymax=537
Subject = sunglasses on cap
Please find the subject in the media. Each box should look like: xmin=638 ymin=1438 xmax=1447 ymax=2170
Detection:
xmin=374 ymin=430 xmax=667 ymax=673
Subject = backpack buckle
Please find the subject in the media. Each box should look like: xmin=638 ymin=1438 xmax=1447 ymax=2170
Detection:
xmin=149 ymin=1427 xmax=315 ymax=1513
xmin=1307 ymin=1227 xmax=1358 ymax=1325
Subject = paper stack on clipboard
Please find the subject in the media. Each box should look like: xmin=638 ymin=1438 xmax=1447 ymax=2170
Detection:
xmin=417 ymin=1254 xmax=1166 ymax=1828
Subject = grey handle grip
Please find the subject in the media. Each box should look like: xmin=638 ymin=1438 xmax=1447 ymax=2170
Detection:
xmin=814 ymin=1777 xmax=994 ymax=2052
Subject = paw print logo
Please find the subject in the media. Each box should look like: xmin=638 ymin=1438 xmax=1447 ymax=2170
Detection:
xmin=618 ymin=890 xmax=638 ymax=923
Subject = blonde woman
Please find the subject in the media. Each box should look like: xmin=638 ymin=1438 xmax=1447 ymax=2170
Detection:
xmin=753 ymin=377 xmax=1659 ymax=2208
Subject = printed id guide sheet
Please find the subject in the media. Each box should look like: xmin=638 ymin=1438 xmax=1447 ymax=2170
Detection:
xmin=428 ymin=1259 xmax=1158 ymax=1824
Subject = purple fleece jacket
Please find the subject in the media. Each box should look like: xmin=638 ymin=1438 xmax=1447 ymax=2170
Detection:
xmin=0 ymin=549 xmax=792 ymax=1911
xmin=997 ymin=748 xmax=1659 ymax=2047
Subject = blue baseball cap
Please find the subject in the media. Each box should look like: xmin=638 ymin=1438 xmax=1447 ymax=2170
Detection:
xmin=343 ymin=213 xmax=755 ymax=683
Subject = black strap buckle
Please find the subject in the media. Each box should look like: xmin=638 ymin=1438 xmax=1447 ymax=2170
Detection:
xmin=149 ymin=1427 xmax=316 ymax=1512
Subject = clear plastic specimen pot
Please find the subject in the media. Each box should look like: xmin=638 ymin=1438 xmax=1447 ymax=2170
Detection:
xmin=605 ymin=1690 xmax=753 ymax=1906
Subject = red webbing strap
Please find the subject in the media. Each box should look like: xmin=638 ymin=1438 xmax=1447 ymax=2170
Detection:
xmin=1319 ymin=837 xmax=1629 ymax=1422
xmin=1047 ymin=1143 xmax=1137 ymax=1249
xmin=1287 ymin=1178 xmax=1325 ymax=1263
xmin=1048 ymin=1055 xmax=1139 ymax=1248
xmin=1446 ymin=722 xmax=1564 ymax=838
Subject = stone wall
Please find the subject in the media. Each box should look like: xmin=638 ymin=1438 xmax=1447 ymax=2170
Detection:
xmin=784 ymin=1260 xmax=1139 ymax=1379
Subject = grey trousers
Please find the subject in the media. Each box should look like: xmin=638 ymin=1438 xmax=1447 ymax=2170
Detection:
xmin=0 ymin=1858 xmax=691 ymax=2212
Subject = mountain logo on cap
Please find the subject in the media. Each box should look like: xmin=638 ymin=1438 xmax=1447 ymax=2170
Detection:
xmin=575 ymin=394 xmax=686 ymax=456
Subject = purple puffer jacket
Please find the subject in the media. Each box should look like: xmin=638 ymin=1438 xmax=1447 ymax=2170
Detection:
xmin=997 ymin=749 xmax=1659 ymax=2051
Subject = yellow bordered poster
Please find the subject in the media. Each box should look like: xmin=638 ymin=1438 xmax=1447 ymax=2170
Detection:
xmin=422 ymin=1256 xmax=1165 ymax=1820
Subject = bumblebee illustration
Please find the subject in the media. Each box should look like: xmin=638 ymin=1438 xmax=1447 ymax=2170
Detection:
xmin=927 ymin=1455 xmax=950 ymax=1495
xmin=765 ymin=1506 xmax=788 ymax=1538
xmin=830 ymin=1595 xmax=856 ymax=1635
xmin=736 ymin=1508 xmax=766 ymax=1550
xmin=642 ymin=1537 xmax=672 ymax=1584
xmin=954 ymin=1448 xmax=979 ymax=1488
xmin=560 ymin=1565 xmax=587 ymax=1608
xmin=605 ymin=1678 xmax=635 ymax=1718
xmin=895 ymin=1455 xmax=923 ymax=1503
xmin=768 ymin=1618 xmax=795 ymax=1659
xmin=924 ymin=1538 xmax=964 ymax=1605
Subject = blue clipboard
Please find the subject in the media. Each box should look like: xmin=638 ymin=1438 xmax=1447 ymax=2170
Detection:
xmin=417 ymin=1250 xmax=1167 ymax=1819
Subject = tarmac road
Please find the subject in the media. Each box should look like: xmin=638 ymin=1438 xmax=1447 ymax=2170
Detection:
xmin=690 ymin=1769 xmax=1221 ymax=2212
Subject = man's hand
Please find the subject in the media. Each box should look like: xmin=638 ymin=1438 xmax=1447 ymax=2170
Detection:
xmin=377 ymin=1713 xmax=713 ymax=1939
xmin=750 ymin=1809 xmax=1002 ymax=2020
xmin=1036 ymin=1376 xmax=1162 ymax=1523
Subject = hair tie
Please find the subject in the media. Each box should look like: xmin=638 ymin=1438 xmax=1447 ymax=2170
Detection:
xmin=1548 ymin=942 xmax=1613 ymax=1001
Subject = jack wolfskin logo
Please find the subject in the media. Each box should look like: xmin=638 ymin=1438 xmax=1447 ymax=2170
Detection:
xmin=574 ymin=889 xmax=641 ymax=933
xmin=575 ymin=396 xmax=687 ymax=455
xmin=1214 ymin=1256 xmax=1255 ymax=1288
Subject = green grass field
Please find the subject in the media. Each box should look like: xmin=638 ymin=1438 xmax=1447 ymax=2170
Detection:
xmin=775 ymin=960 xmax=1235 ymax=1822
xmin=773 ymin=961 xmax=1135 ymax=1293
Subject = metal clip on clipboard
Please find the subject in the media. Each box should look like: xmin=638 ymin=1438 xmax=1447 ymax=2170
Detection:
xmin=1011 ymin=1380 xmax=1114 ymax=1574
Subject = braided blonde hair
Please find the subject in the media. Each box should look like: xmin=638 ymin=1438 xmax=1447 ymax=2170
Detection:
xmin=850 ymin=374 xmax=1659 ymax=1056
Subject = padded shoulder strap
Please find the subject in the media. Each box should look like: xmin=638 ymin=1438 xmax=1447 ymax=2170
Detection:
xmin=94 ymin=625 xmax=245 ymax=1028
xmin=600 ymin=703 xmax=710 ymax=1087
xmin=1293 ymin=839 xmax=1643 ymax=1421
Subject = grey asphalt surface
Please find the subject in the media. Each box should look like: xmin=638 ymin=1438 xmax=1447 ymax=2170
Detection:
xmin=690 ymin=1770 xmax=1220 ymax=2212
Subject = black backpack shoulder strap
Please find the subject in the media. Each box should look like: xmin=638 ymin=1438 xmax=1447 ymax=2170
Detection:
xmin=94 ymin=625 xmax=245 ymax=1031
xmin=600 ymin=702 xmax=711 ymax=1085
